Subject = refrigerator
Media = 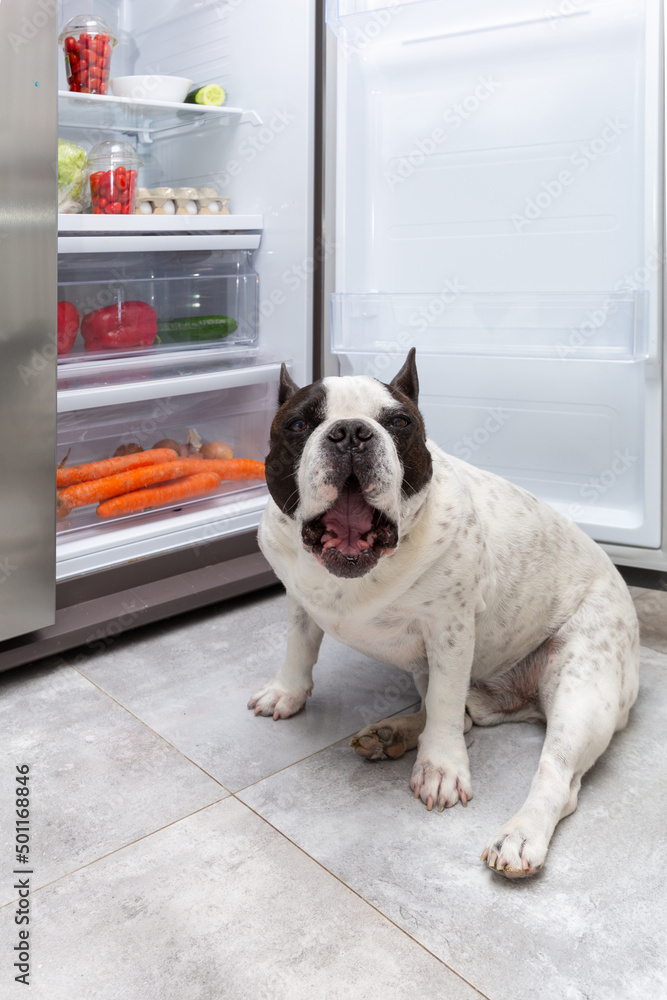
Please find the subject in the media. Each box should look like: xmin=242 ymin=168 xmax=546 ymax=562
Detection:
xmin=0 ymin=0 xmax=665 ymax=671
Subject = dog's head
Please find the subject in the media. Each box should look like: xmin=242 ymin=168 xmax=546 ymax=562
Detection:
xmin=265 ymin=348 xmax=433 ymax=579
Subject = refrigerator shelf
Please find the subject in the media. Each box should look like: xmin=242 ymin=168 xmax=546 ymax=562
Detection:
xmin=58 ymin=214 xmax=264 ymax=234
xmin=58 ymin=90 xmax=261 ymax=141
xmin=59 ymin=234 xmax=261 ymax=253
xmin=331 ymin=292 xmax=650 ymax=362
xmin=55 ymin=487 xmax=268 ymax=581
xmin=57 ymin=356 xmax=283 ymax=412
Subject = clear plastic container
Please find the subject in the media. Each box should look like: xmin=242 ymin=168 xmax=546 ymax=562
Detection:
xmin=58 ymin=15 xmax=117 ymax=95
xmin=57 ymin=249 xmax=259 ymax=358
xmin=87 ymin=140 xmax=142 ymax=215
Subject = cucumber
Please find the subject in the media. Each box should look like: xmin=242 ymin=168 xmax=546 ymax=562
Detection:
xmin=157 ymin=315 xmax=238 ymax=343
xmin=184 ymin=84 xmax=226 ymax=107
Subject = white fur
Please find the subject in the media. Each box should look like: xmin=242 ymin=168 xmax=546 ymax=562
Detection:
xmin=251 ymin=375 xmax=640 ymax=878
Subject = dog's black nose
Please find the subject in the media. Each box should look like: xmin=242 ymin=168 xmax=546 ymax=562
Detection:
xmin=327 ymin=420 xmax=374 ymax=447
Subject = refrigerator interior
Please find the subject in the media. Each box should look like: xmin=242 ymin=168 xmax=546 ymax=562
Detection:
xmin=327 ymin=0 xmax=663 ymax=549
xmin=54 ymin=0 xmax=315 ymax=580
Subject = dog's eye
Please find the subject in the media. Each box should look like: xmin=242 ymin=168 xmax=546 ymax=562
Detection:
xmin=389 ymin=415 xmax=410 ymax=429
xmin=287 ymin=418 xmax=308 ymax=432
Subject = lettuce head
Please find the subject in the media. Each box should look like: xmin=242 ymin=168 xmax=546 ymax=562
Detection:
xmin=58 ymin=139 xmax=88 ymax=213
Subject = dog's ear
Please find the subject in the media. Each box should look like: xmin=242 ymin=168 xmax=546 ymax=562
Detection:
xmin=278 ymin=363 xmax=300 ymax=406
xmin=389 ymin=347 xmax=419 ymax=404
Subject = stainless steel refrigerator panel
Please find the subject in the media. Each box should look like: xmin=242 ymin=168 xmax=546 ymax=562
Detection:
xmin=0 ymin=2 xmax=57 ymax=640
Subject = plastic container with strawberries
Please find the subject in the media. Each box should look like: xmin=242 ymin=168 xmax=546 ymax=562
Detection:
xmin=59 ymin=15 xmax=117 ymax=95
xmin=88 ymin=141 xmax=142 ymax=215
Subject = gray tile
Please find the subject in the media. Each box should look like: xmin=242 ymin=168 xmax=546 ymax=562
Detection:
xmin=629 ymin=585 xmax=667 ymax=654
xmin=239 ymin=647 xmax=667 ymax=1000
xmin=0 ymin=661 xmax=226 ymax=900
xmin=0 ymin=798 xmax=485 ymax=1000
xmin=69 ymin=590 xmax=420 ymax=790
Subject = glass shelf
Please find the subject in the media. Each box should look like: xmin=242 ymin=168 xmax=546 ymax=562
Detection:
xmin=58 ymin=90 xmax=261 ymax=141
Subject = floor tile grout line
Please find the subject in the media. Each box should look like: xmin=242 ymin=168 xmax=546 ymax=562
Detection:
xmin=231 ymin=700 xmax=423 ymax=796
xmin=233 ymin=794 xmax=493 ymax=1000
xmin=0 ymin=796 xmax=230 ymax=909
xmin=69 ymin=652 xmax=421 ymax=800
xmin=66 ymin=661 xmax=233 ymax=791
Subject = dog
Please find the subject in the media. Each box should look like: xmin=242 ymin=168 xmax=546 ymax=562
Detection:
xmin=249 ymin=349 xmax=640 ymax=878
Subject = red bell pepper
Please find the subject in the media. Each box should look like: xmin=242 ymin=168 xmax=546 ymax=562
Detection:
xmin=81 ymin=301 xmax=158 ymax=352
xmin=57 ymin=301 xmax=80 ymax=355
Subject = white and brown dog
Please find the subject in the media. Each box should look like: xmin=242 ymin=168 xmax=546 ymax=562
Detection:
xmin=250 ymin=349 xmax=639 ymax=878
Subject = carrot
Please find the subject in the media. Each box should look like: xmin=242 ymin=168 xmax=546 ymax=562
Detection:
xmin=57 ymin=459 xmax=210 ymax=509
xmin=200 ymin=458 xmax=265 ymax=480
xmin=57 ymin=448 xmax=179 ymax=488
xmin=96 ymin=472 xmax=222 ymax=518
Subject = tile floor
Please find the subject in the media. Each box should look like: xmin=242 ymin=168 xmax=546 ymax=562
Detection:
xmin=1 ymin=582 xmax=665 ymax=999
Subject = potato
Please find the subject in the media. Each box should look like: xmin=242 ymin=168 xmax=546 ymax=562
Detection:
xmin=113 ymin=443 xmax=143 ymax=457
xmin=201 ymin=440 xmax=234 ymax=461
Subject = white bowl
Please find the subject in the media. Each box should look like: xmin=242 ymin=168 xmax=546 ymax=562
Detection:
xmin=110 ymin=75 xmax=192 ymax=103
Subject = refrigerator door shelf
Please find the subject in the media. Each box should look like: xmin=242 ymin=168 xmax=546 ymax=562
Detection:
xmin=56 ymin=490 xmax=268 ymax=582
xmin=58 ymin=90 xmax=261 ymax=142
xmin=57 ymin=357 xmax=284 ymax=412
xmin=58 ymin=215 xmax=264 ymax=234
xmin=331 ymin=291 xmax=649 ymax=362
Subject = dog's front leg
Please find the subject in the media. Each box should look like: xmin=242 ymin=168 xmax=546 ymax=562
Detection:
xmin=248 ymin=594 xmax=324 ymax=720
xmin=411 ymin=621 xmax=475 ymax=811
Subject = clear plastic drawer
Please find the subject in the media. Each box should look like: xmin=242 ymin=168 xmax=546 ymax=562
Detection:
xmin=57 ymin=249 xmax=258 ymax=362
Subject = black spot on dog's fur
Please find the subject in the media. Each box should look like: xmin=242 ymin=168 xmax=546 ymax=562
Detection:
xmin=264 ymin=367 xmax=327 ymax=517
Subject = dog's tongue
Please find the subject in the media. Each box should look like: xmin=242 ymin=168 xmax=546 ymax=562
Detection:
xmin=321 ymin=482 xmax=374 ymax=556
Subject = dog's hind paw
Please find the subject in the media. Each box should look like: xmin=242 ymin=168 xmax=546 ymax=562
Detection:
xmin=481 ymin=820 xmax=547 ymax=879
xmin=247 ymin=682 xmax=311 ymax=721
xmin=350 ymin=711 xmax=425 ymax=761
xmin=350 ymin=727 xmax=407 ymax=761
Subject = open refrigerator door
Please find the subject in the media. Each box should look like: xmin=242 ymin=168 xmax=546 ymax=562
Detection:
xmin=326 ymin=0 xmax=665 ymax=563
xmin=0 ymin=0 xmax=316 ymax=665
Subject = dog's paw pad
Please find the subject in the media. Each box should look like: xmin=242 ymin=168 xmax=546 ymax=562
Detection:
xmin=481 ymin=822 xmax=546 ymax=879
xmin=247 ymin=683 xmax=311 ymax=720
xmin=350 ymin=726 xmax=406 ymax=761
xmin=410 ymin=757 xmax=472 ymax=811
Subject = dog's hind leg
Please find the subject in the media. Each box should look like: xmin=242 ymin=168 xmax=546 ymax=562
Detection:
xmin=351 ymin=709 xmax=426 ymax=760
xmin=481 ymin=578 xmax=639 ymax=878
xmin=350 ymin=670 xmax=431 ymax=761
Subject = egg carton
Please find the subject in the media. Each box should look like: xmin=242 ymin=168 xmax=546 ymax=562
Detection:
xmin=134 ymin=187 xmax=231 ymax=216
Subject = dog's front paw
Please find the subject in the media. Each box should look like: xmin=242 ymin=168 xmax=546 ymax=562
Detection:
xmin=247 ymin=682 xmax=311 ymax=721
xmin=481 ymin=819 xmax=546 ymax=878
xmin=410 ymin=750 xmax=472 ymax=811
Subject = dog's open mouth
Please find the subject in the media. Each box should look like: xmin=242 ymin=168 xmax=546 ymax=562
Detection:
xmin=301 ymin=476 xmax=398 ymax=578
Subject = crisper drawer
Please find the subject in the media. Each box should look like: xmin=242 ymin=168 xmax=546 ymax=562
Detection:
xmin=58 ymin=249 xmax=258 ymax=362
xmin=56 ymin=376 xmax=275 ymax=580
